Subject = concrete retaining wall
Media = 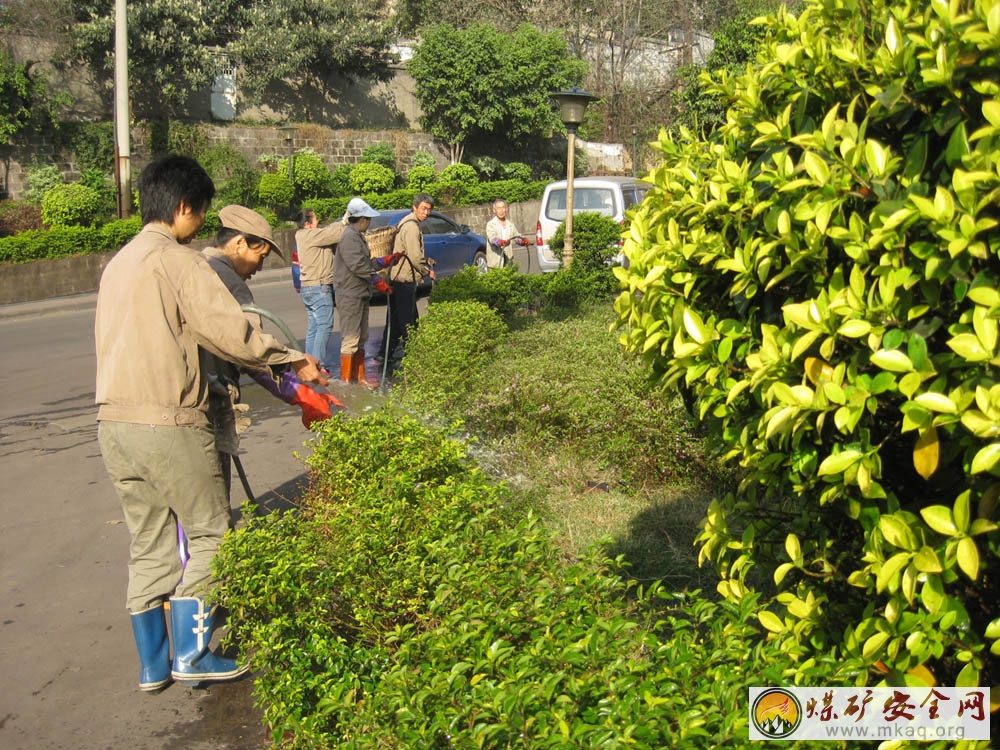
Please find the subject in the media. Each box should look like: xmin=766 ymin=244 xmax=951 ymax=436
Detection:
xmin=0 ymin=201 xmax=541 ymax=306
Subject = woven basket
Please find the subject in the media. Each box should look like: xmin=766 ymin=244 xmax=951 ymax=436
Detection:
xmin=366 ymin=225 xmax=398 ymax=258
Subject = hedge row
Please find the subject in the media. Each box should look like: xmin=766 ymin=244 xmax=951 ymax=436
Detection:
xmin=0 ymin=217 xmax=141 ymax=264
xmin=214 ymin=411 xmax=809 ymax=748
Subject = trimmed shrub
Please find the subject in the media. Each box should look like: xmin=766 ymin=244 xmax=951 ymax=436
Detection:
xmin=428 ymin=266 xmax=535 ymax=322
xmin=257 ymin=173 xmax=294 ymax=209
xmin=364 ymin=189 xmax=418 ymax=211
xmin=283 ymin=151 xmax=333 ymax=199
xmin=549 ymin=211 xmax=625 ymax=271
xmin=398 ymin=300 xmax=509 ymax=416
xmin=499 ymin=161 xmax=531 ymax=181
xmin=360 ymin=141 xmax=397 ymax=173
xmin=467 ymin=178 xmax=545 ymax=206
xmin=0 ymin=226 xmax=103 ymax=263
xmin=330 ymin=164 xmax=352 ymax=197
xmin=410 ymin=149 xmax=437 ymax=168
xmin=615 ymin=0 xmax=1000 ymax=693
xmin=348 ymin=162 xmax=396 ymax=194
xmin=405 ymin=165 xmax=436 ymax=190
xmin=22 ymin=164 xmax=63 ymax=205
xmin=98 ymin=216 xmax=142 ymax=250
xmin=41 ymin=183 xmax=103 ymax=227
xmin=437 ymin=162 xmax=477 ymax=187
xmin=214 ymin=412 xmax=802 ymax=749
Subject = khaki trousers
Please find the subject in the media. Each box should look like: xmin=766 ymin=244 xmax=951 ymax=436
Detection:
xmin=338 ymin=292 xmax=370 ymax=356
xmin=98 ymin=421 xmax=231 ymax=612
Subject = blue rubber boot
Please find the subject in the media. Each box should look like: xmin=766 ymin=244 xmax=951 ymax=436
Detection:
xmin=130 ymin=605 xmax=171 ymax=692
xmin=169 ymin=596 xmax=249 ymax=684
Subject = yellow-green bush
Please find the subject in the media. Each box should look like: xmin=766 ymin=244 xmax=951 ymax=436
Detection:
xmin=616 ymin=0 xmax=1000 ymax=700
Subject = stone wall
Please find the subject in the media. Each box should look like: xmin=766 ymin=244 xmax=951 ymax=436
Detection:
xmin=2 ymin=125 xmax=451 ymax=201
xmin=0 ymin=200 xmax=542 ymax=305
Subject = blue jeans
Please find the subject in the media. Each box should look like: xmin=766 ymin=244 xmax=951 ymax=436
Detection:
xmin=301 ymin=284 xmax=335 ymax=368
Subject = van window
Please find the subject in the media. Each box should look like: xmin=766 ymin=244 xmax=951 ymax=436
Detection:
xmin=544 ymin=187 xmax=616 ymax=221
xmin=623 ymin=185 xmax=650 ymax=210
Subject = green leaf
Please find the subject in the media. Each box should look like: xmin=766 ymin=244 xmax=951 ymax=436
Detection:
xmin=913 ymin=392 xmax=957 ymax=414
xmin=870 ymin=349 xmax=914 ymax=372
xmin=838 ymin=319 xmax=872 ymax=338
xmin=785 ymin=533 xmax=802 ymax=564
xmin=818 ymin=449 xmax=863 ymax=476
xmin=971 ymin=442 xmax=1000 ymax=474
xmin=758 ymin=610 xmax=785 ymax=633
xmin=956 ymin=537 xmax=980 ymax=580
xmin=880 ymin=514 xmax=916 ymax=550
xmin=955 ymin=662 xmax=979 ymax=688
xmin=913 ymin=546 xmax=943 ymax=573
xmin=877 ymin=551 xmax=912 ymax=593
xmin=920 ymin=506 xmax=957 ymax=536
xmin=862 ymin=630 xmax=890 ymax=660
xmin=948 ymin=333 xmax=991 ymax=361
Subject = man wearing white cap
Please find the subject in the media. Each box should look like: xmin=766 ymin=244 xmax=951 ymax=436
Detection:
xmin=332 ymin=198 xmax=397 ymax=385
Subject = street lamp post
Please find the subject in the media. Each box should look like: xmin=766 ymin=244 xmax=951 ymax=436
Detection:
xmin=551 ymin=89 xmax=595 ymax=269
xmin=632 ymin=126 xmax=638 ymax=178
xmin=279 ymin=125 xmax=295 ymax=185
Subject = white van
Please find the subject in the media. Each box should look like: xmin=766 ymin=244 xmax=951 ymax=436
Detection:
xmin=534 ymin=176 xmax=652 ymax=272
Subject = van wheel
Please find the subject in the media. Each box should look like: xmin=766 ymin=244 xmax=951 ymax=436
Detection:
xmin=473 ymin=250 xmax=488 ymax=274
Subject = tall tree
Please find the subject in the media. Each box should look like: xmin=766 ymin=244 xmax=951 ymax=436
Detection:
xmin=222 ymin=0 xmax=396 ymax=103
xmin=66 ymin=0 xmax=221 ymax=116
xmin=409 ymin=23 xmax=586 ymax=164
xmin=64 ymin=0 xmax=396 ymax=118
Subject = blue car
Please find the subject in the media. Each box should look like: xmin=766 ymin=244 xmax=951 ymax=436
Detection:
xmin=367 ymin=209 xmax=489 ymax=292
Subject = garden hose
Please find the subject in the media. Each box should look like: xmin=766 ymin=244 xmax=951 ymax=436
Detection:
xmin=231 ymin=304 xmax=303 ymax=503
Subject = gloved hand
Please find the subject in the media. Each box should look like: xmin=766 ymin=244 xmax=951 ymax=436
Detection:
xmin=516 ymin=237 xmax=529 ymax=246
xmin=372 ymin=276 xmax=393 ymax=295
xmin=276 ymin=370 xmax=344 ymax=428
xmin=493 ymin=238 xmax=510 ymax=247
xmin=373 ymin=252 xmax=404 ymax=269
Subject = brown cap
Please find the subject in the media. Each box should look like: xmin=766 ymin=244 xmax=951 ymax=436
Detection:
xmin=218 ymin=205 xmax=284 ymax=258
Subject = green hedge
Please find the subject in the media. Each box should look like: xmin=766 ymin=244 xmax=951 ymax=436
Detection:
xmin=0 ymin=218 xmax=143 ymax=263
xmin=615 ymin=0 xmax=1000 ymax=694
xmin=214 ymin=411 xmax=809 ymax=748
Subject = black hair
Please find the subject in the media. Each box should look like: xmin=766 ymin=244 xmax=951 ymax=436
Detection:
xmin=347 ymin=215 xmax=366 ymax=225
xmin=137 ymin=154 xmax=215 ymax=226
xmin=295 ymin=209 xmax=316 ymax=229
xmin=413 ymin=193 xmax=434 ymax=209
xmin=213 ymin=227 xmax=266 ymax=249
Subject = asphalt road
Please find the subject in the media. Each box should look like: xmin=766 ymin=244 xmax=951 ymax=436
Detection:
xmin=0 ymin=267 xmax=409 ymax=749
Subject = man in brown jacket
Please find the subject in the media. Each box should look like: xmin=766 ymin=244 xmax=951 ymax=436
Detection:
xmin=95 ymin=156 xmax=327 ymax=693
xmin=381 ymin=193 xmax=436 ymax=369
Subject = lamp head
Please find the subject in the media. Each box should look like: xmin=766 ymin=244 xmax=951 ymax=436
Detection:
xmin=552 ymin=88 xmax=595 ymax=133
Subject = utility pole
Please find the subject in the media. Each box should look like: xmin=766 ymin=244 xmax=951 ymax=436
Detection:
xmin=114 ymin=0 xmax=131 ymax=218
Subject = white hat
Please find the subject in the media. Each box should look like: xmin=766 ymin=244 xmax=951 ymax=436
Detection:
xmin=345 ymin=197 xmax=380 ymax=218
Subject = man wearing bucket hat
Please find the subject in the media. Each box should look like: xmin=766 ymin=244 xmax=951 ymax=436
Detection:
xmin=332 ymin=197 xmax=396 ymax=386
xmin=203 ymin=206 xmax=345 ymax=487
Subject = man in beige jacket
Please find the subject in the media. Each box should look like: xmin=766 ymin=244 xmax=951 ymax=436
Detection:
xmin=295 ymin=208 xmax=346 ymax=372
xmin=381 ymin=193 xmax=436 ymax=368
xmin=95 ymin=156 xmax=327 ymax=693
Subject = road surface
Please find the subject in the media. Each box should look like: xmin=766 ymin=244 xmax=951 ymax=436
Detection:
xmin=0 ymin=268 xmax=399 ymax=749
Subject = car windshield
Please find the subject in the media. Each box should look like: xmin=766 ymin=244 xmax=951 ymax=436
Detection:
xmin=544 ymin=188 xmax=616 ymax=221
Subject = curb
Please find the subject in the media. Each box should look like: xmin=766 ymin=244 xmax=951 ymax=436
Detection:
xmin=0 ymin=268 xmax=295 ymax=322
